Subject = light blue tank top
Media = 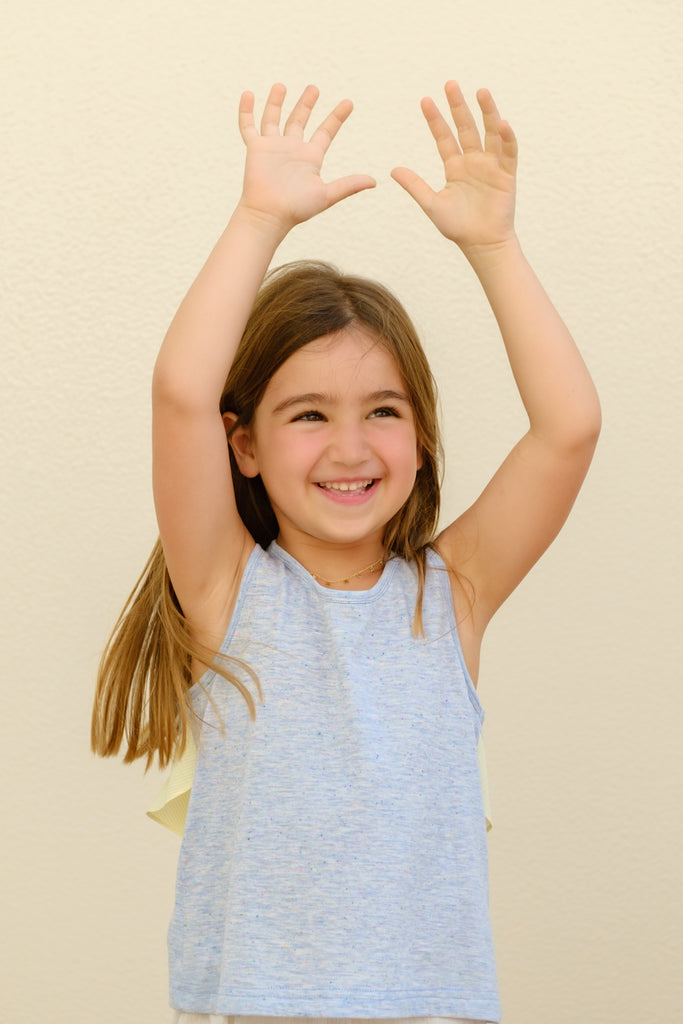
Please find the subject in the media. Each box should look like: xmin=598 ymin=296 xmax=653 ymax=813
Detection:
xmin=169 ymin=542 xmax=500 ymax=1022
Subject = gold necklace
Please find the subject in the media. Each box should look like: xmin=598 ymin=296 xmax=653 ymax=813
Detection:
xmin=309 ymin=556 xmax=386 ymax=588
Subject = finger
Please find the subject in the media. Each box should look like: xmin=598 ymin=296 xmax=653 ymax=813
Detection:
xmin=260 ymin=82 xmax=287 ymax=136
xmin=477 ymin=89 xmax=502 ymax=158
xmin=391 ymin=166 xmax=437 ymax=215
xmin=325 ymin=173 xmax=377 ymax=209
xmin=420 ymin=96 xmax=462 ymax=163
xmin=477 ymin=88 xmax=518 ymax=173
xmin=309 ymin=98 xmax=354 ymax=153
xmin=444 ymin=80 xmax=483 ymax=154
xmin=498 ymin=120 xmax=518 ymax=175
xmin=238 ymin=90 xmax=257 ymax=142
xmin=284 ymin=84 xmax=320 ymax=137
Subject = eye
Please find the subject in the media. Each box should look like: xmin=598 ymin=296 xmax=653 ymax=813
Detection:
xmin=293 ymin=410 xmax=325 ymax=422
xmin=369 ymin=406 xmax=400 ymax=418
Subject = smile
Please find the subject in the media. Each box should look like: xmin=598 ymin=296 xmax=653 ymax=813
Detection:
xmin=316 ymin=480 xmax=374 ymax=494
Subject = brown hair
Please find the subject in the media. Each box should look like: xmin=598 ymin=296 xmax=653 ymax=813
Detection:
xmin=92 ymin=261 xmax=442 ymax=768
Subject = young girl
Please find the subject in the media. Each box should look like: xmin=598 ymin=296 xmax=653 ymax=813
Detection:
xmin=92 ymin=82 xmax=600 ymax=1024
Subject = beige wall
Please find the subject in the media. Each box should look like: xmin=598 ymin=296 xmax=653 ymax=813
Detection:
xmin=3 ymin=1 xmax=681 ymax=1021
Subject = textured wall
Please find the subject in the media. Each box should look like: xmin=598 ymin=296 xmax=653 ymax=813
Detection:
xmin=3 ymin=1 xmax=681 ymax=1022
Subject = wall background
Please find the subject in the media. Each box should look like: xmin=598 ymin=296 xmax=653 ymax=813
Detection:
xmin=3 ymin=1 xmax=681 ymax=1022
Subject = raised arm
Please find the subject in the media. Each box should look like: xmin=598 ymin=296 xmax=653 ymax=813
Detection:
xmin=393 ymin=83 xmax=601 ymax=644
xmin=152 ymin=84 xmax=375 ymax=639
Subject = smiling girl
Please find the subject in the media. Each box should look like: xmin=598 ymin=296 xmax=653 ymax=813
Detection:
xmin=92 ymin=82 xmax=600 ymax=1024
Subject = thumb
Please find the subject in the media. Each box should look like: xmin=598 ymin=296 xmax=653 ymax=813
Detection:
xmin=325 ymin=174 xmax=377 ymax=209
xmin=391 ymin=167 xmax=435 ymax=214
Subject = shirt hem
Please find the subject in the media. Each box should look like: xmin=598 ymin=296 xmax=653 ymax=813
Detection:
xmin=170 ymin=987 xmax=501 ymax=1021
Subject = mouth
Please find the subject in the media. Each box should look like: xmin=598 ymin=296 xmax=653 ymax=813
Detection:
xmin=316 ymin=479 xmax=375 ymax=495
xmin=315 ymin=479 xmax=378 ymax=504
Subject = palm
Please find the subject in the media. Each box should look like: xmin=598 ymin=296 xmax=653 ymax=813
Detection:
xmin=433 ymin=149 xmax=515 ymax=246
xmin=392 ymin=83 xmax=518 ymax=252
xmin=238 ymin=84 xmax=375 ymax=232
xmin=242 ymin=135 xmax=333 ymax=226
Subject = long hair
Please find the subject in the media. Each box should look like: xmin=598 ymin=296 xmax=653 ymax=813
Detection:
xmin=92 ymin=261 xmax=442 ymax=768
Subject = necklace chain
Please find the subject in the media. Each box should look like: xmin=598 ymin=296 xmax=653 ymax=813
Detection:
xmin=309 ymin=556 xmax=386 ymax=588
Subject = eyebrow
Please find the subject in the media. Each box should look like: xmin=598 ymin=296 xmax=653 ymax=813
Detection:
xmin=271 ymin=389 xmax=411 ymax=415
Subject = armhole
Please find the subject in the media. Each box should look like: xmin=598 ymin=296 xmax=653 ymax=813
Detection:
xmin=146 ymin=543 xmax=264 ymax=835
xmin=428 ymin=548 xmax=493 ymax=832
xmin=477 ymin=735 xmax=493 ymax=833
xmin=428 ymin=549 xmax=483 ymax=722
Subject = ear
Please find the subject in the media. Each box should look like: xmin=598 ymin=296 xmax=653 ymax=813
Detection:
xmin=222 ymin=411 xmax=260 ymax=479
xmin=416 ymin=439 xmax=423 ymax=471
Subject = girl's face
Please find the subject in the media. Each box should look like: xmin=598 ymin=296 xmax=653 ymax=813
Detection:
xmin=230 ymin=327 xmax=422 ymax=562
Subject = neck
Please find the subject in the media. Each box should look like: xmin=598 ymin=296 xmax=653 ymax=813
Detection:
xmin=276 ymin=536 xmax=387 ymax=591
xmin=308 ymin=554 xmax=386 ymax=589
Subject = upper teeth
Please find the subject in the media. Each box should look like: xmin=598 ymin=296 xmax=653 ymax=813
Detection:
xmin=319 ymin=480 xmax=373 ymax=492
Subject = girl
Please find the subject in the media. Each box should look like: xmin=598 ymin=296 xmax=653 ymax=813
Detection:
xmin=92 ymin=83 xmax=600 ymax=1024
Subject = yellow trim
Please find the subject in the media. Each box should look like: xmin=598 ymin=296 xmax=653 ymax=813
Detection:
xmin=146 ymin=729 xmax=196 ymax=836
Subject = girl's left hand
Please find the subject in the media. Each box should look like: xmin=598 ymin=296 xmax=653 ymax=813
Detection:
xmin=392 ymin=82 xmax=518 ymax=257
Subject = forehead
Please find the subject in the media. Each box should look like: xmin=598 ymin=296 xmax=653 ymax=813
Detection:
xmin=263 ymin=327 xmax=403 ymax=399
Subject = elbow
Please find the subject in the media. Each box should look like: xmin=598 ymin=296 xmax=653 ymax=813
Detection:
xmin=577 ymin=392 xmax=602 ymax=449
xmin=536 ymin=388 xmax=602 ymax=462
xmin=564 ymin=391 xmax=602 ymax=463
xmin=582 ymin=388 xmax=602 ymax=450
xmin=152 ymin=355 xmax=211 ymax=417
xmin=152 ymin=353 xmax=180 ymax=405
xmin=567 ymin=371 xmax=602 ymax=450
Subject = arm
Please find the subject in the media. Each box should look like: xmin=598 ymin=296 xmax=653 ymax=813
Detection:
xmin=152 ymin=84 xmax=375 ymax=640
xmin=392 ymin=83 xmax=601 ymax=638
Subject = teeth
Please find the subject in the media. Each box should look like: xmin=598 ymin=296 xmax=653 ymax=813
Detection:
xmin=319 ymin=480 xmax=373 ymax=492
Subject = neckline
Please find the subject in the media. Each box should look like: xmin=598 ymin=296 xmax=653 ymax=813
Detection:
xmin=269 ymin=540 xmax=399 ymax=600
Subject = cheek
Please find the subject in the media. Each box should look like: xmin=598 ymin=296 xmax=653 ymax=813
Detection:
xmin=391 ymin=426 xmax=422 ymax=468
xmin=257 ymin=432 xmax=320 ymax=487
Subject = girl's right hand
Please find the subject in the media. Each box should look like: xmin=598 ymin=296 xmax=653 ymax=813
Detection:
xmin=237 ymin=83 xmax=376 ymax=236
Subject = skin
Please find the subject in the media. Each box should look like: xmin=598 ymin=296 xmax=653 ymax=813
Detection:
xmin=152 ymin=82 xmax=601 ymax=682
xmin=228 ymin=326 xmax=423 ymax=582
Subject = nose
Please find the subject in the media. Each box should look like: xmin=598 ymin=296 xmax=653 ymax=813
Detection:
xmin=326 ymin=419 xmax=371 ymax=466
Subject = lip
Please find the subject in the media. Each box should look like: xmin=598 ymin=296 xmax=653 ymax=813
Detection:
xmin=315 ymin=479 xmax=378 ymax=504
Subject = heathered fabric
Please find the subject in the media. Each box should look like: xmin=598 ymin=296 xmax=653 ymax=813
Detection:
xmin=169 ymin=542 xmax=500 ymax=1022
xmin=173 ymin=1016 xmax=493 ymax=1024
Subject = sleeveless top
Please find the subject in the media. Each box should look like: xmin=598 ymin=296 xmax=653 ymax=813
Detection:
xmin=168 ymin=542 xmax=500 ymax=1022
